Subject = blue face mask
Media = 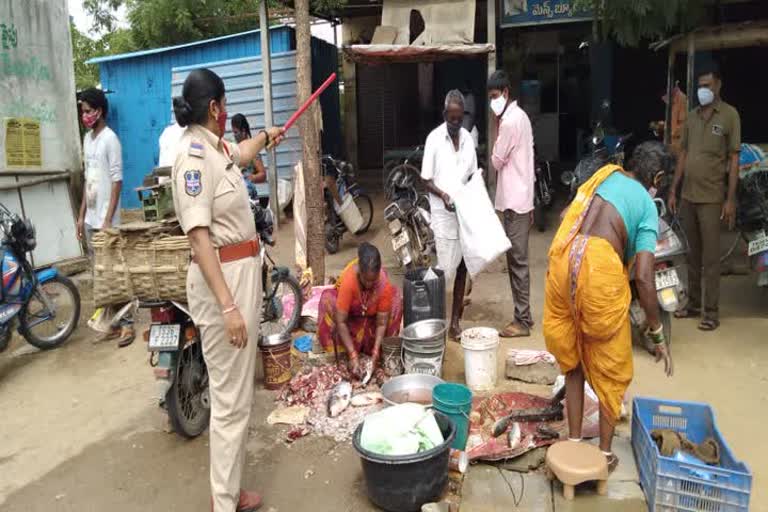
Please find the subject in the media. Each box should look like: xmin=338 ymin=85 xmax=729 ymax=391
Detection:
xmin=697 ymin=87 xmax=715 ymax=106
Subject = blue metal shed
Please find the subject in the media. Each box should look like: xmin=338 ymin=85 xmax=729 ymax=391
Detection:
xmin=87 ymin=26 xmax=341 ymax=208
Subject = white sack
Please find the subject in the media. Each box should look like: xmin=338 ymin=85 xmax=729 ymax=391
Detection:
xmin=453 ymin=171 xmax=511 ymax=278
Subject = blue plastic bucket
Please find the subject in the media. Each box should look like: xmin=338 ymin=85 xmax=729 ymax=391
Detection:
xmin=432 ymin=383 xmax=473 ymax=450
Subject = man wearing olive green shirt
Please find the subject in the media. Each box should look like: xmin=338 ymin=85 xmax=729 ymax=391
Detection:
xmin=668 ymin=67 xmax=741 ymax=331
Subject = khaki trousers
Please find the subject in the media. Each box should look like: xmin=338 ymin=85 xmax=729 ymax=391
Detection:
xmin=680 ymin=200 xmax=721 ymax=319
xmin=187 ymin=256 xmax=263 ymax=512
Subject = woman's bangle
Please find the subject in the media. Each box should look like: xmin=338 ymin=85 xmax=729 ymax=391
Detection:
xmin=222 ymin=303 xmax=238 ymax=315
xmin=348 ymin=351 xmax=359 ymax=360
xmin=258 ymin=129 xmax=270 ymax=146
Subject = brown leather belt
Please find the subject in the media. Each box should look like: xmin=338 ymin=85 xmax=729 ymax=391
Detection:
xmin=192 ymin=238 xmax=260 ymax=264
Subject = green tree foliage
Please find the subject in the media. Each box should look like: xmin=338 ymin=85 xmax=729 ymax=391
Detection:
xmin=71 ymin=21 xmax=137 ymax=90
xmin=84 ymin=0 xmax=347 ymax=49
xmin=574 ymin=0 xmax=707 ymax=46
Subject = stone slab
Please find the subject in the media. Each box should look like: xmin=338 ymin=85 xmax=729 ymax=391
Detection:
xmin=461 ymin=465 xmax=554 ymax=512
xmin=553 ymin=480 xmax=646 ymax=512
xmin=502 ymin=447 xmax=548 ymax=473
xmin=505 ymin=354 xmax=560 ymax=385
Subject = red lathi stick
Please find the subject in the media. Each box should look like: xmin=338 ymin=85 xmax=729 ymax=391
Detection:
xmin=283 ymin=72 xmax=337 ymax=131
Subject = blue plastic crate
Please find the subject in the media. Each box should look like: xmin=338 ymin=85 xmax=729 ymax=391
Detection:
xmin=632 ymin=397 xmax=752 ymax=512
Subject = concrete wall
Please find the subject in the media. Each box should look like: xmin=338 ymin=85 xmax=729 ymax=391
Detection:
xmin=0 ymin=0 xmax=82 ymax=266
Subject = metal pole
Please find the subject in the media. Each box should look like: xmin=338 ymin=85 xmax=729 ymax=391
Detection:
xmin=260 ymin=0 xmax=279 ymax=227
xmin=486 ymin=0 xmax=498 ymax=194
xmin=686 ymin=34 xmax=696 ymax=111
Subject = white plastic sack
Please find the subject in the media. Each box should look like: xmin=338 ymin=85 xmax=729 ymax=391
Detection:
xmin=453 ymin=171 xmax=511 ymax=278
xmin=360 ymin=403 xmax=444 ymax=456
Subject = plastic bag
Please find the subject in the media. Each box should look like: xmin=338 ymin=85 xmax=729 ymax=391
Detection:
xmin=423 ymin=267 xmax=439 ymax=281
xmin=453 ymin=171 xmax=511 ymax=278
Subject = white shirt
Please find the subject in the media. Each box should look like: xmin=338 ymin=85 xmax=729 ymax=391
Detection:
xmin=421 ymin=123 xmax=478 ymax=239
xmin=158 ymin=122 xmax=186 ymax=167
xmin=83 ymin=126 xmax=122 ymax=228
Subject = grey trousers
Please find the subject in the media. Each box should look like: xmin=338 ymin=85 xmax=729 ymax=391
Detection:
xmin=503 ymin=210 xmax=533 ymax=327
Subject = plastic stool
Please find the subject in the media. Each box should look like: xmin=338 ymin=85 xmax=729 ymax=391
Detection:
xmin=545 ymin=441 xmax=609 ymax=500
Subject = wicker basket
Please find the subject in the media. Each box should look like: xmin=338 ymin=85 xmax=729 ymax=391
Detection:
xmin=92 ymin=221 xmax=190 ymax=306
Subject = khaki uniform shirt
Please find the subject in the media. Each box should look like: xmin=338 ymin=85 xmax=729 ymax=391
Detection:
xmin=172 ymin=125 xmax=256 ymax=247
xmin=681 ymin=100 xmax=741 ymax=204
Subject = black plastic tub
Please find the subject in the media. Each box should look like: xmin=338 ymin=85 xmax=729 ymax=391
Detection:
xmin=352 ymin=411 xmax=456 ymax=512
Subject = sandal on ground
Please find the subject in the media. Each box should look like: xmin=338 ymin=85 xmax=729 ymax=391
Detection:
xmin=674 ymin=307 xmax=700 ymax=319
xmin=211 ymin=490 xmax=262 ymax=512
xmin=500 ymin=322 xmax=530 ymax=338
xmin=698 ymin=318 xmax=720 ymax=331
xmin=116 ymin=326 xmax=136 ymax=348
xmin=606 ymin=453 xmax=620 ymax=474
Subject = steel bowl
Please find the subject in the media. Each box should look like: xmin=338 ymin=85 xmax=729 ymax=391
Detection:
xmin=401 ymin=319 xmax=447 ymax=343
xmin=259 ymin=332 xmax=291 ymax=348
xmin=381 ymin=373 xmax=445 ymax=406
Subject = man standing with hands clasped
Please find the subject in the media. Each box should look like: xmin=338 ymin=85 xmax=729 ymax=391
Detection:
xmin=668 ymin=66 xmax=741 ymax=332
xmin=488 ymin=70 xmax=535 ymax=338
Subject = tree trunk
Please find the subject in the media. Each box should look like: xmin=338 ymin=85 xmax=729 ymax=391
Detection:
xmin=294 ymin=0 xmax=325 ymax=284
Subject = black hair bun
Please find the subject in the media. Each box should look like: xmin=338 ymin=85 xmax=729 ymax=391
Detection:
xmin=172 ymin=96 xmax=193 ymax=127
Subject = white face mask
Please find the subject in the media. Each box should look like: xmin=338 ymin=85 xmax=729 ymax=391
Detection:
xmin=697 ymin=87 xmax=715 ymax=106
xmin=490 ymin=95 xmax=507 ymax=116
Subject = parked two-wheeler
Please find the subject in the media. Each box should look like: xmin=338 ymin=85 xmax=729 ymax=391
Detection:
xmin=562 ymin=124 xmax=631 ymax=202
xmin=142 ymin=202 xmax=303 ymax=438
xmin=0 ymin=203 xmax=80 ymax=353
xmin=723 ymin=166 xmax=768 ymax=287
xmin=384 ymin=146 xmax=434 ymax=268
xmin=533 ymin=152 xmax=553 ymax=232
xmin=323 ymin=155 xmax=374 ymax=254
xmin=628 ymin=199 xmax=688 ymax=352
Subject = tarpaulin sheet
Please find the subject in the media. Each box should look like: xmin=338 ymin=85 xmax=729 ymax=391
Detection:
xmin=466 ymin=392 xmax=600 ymax=462
xmin=343 ymin=44 xmax=495 ymax=65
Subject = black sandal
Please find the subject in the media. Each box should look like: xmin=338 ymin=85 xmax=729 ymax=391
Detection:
xmin=698 ymin=318 xmax=720 ymax=331
xmin=674 ymin=307 xmax=701 ymax=319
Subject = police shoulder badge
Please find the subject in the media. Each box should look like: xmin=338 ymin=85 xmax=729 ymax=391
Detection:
xmin=184 ymin=169 xmax=202 ymax=196
xmin=188 ymin=141 xmax=205 ymax=158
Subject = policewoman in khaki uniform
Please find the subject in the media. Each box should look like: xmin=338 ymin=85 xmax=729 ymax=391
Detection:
xmin=171 ymin=68 xmax=283 ymax=512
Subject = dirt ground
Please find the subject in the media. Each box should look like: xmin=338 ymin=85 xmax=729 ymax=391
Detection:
xmin=1 ymin=198 xmax=766 ymax=511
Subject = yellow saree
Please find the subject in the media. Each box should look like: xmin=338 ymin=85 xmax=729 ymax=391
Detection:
xmin=543 ymin=164 xmax=632 ymax=424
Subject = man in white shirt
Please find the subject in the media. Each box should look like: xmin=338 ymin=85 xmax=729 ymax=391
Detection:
xmin=77 ymin=88 xmax=123 ymax=252
xmin=421 ymin=90 xmax=478 ymax=339
xmin=77 ymin=88 xmax=134 ymax=348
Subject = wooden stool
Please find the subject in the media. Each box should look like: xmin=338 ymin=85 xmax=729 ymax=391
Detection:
xmin=545 ymin=441 xmax=609 ymax=500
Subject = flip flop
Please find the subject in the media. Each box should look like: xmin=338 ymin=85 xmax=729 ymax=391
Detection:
xmin=674 ymin=307 xmax=700 ymax=319
xmin=117 ymin=326 xmax=136 ymax=348
xmin=500 ymin=322 xmax=530 ymax=338
xmin=698 ymin=318 xmax=719 ymax=331
xmin=606 ymin=453 xmax=620 ymax=474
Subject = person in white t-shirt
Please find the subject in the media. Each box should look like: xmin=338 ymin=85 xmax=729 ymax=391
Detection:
xmin=421 ymin=90 xmax=478 ymax=339
xmin=77 ymin=88 xmax=134 ymax=347
xmin=77 ymin=88 xmax=123 ymax=250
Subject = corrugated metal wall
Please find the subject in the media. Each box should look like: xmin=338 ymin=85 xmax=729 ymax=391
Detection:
xmin=97 ymin=28 xmax=294 ymax=208
xmin=169 ymin=38 xmax=341 ymax=197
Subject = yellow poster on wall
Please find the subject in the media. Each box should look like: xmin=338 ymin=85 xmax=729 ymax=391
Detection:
xmin=5 ymin=117 xmax=42 ymax=168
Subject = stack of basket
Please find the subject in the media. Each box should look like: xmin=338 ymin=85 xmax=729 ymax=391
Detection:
xmin=91 ymin=220 xmax=190 ymax=306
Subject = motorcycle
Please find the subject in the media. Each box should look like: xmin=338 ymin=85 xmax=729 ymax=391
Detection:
xmin=0 ymin=203 xmax=81 ymax=352
xmin=323 ymin=155 xmax=374 ymax=254
xmin=629 ymin=199 xmax=688 ymax=352
xmin=533 ymin=151 xmax=553 ymax=232
xmin=384 ymin=146 xmax=434 ymax=268
xmin=563 ymin=124 xmax=631 ymax=202
xmin=732 ymin=165 xmax=768 ymax=287
xmin=142 ymin=201 xmax=303 ymax=438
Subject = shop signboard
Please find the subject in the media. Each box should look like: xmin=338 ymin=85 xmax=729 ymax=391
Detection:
xmin=500 ymin=0 xmax=592 ymax=28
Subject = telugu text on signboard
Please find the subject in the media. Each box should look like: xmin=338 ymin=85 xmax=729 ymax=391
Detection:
xmin=500 ymin=0 xmax=591 ymax=28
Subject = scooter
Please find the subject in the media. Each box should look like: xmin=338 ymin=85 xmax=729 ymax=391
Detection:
xmin=323 ymin=155 xmax=374 ymax=254
xmin=0 ymin=203 xmax=80 ymax=352
xmin=733 ymin=166 xmax=768 ymax=287
xmin=629 ymin=199 xmax=688 ymax=352
xmin=533 ymin=151 xmax=553 ymax=232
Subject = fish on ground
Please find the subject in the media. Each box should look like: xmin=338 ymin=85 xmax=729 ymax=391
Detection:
xmin=327 ymin=381 xmax=353 ymax=417
xmin=350 ymin=391 xmax=384 ymax=407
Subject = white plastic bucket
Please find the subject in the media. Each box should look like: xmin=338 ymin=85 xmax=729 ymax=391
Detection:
xmin=460 ymin=327 xmax=500 ymax=392
xmin=337 ymin=194 xmax=364 ymax=233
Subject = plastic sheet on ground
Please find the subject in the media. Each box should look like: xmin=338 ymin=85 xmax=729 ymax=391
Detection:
xmin=466 ymin=392 xmax=599 ymax=462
